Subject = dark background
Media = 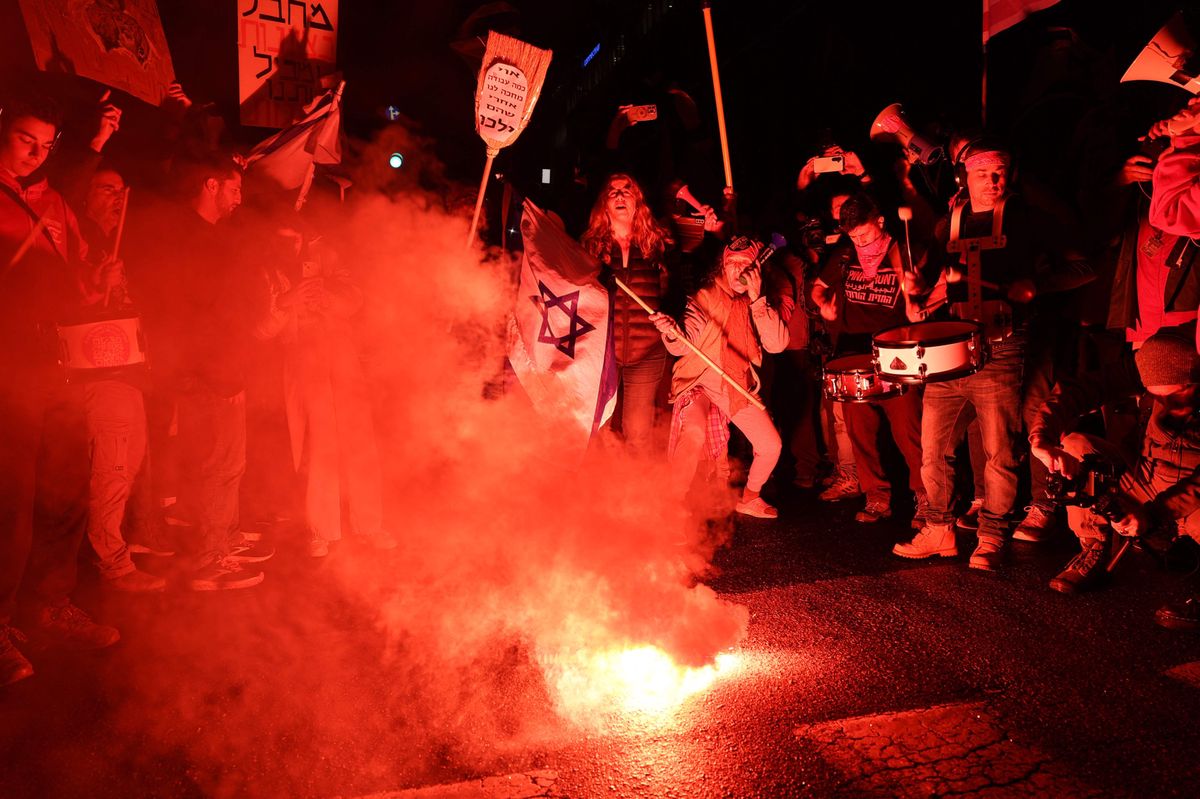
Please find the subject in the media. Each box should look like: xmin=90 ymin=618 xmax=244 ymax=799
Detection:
xmin=0 ymin=0 xmax=1192 ymax=224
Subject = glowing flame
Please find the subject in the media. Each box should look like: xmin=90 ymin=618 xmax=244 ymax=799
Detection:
xmin=547 ymin=646 xmax=741 ymax=720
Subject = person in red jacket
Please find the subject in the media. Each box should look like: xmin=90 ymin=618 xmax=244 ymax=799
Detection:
xmin=582 ymin=174 xmax=676 ymax=459
xmin=1147 ymin=96 xmax=1200 ymax=353
xmin=0 ymin=92 xmax=122 ymax=687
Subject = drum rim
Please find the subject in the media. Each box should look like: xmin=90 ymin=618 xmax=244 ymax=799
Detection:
xmin=823 ymin=353 xmax=876 ymax=375
xmin=878 ymin=362 xmax=983 ymax=384
xmin=872 ymin=320 xmax=984 ymax=348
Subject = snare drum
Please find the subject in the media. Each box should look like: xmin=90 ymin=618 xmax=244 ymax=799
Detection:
xmin=55 ymin=314 xmax=147 ymax=377
xmin=822 ymin=353 xmax=905 ymax=403
xmin=873 ymin=320 xmax=987 ymax=384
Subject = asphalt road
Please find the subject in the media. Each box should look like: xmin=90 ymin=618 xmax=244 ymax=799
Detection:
xmin=3 ymin=487 xmax=1200 ymax=799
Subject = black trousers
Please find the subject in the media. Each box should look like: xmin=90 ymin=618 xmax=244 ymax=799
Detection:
xmin=0 ymin=375 xmax=89 ymax=626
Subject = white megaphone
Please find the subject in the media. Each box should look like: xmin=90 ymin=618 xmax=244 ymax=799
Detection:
xmin=870 ymin=103 xmax=943 ymax=165
xmin=1122 ymin=12 xmax=1200 ymax=94
xmin=675 ymin=183 xmax=706 ymax=214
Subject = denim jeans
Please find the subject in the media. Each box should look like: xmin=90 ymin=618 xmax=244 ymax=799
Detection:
xmin=177 ymin=389 xmax=246 ymax=565
xmin=920 ymin=352 xmax=1024 ymax=543
xmin=614 ymin=353 xmax=667 ymax=458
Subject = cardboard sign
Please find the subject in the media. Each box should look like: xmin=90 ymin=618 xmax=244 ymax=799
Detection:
xmin=477 ymin=62 xmax=528 ymax=148
xmin=18 ymin=0 xmax=175 ymax=105
xmin=237 ymin=0 xmax=338 ymax=129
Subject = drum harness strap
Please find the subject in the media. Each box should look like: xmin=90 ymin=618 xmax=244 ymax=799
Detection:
xmin=0 ymin=182 xmax=66 ymax=264
xmin=947 ymin=197 xmax=1007 ymax=323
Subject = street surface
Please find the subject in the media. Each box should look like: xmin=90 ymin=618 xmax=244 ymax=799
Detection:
xmin=3 ymin=487 xmax=1200 ymax=799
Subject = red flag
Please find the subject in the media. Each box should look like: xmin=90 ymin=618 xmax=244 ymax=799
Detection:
xmin=983 ymin=0 xmax=1062 ymax=45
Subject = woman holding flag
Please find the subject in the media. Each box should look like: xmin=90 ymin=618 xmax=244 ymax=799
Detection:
xmin=581 ymin=173 xmax=676 ymax=458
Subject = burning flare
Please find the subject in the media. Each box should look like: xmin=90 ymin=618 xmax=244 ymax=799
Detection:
xmin=546 ymin=645 xmax=742 ymax=719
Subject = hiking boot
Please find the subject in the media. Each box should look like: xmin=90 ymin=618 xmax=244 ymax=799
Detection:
xmin=969 ymin=538 xmax=1005 ymax=572
xmin=226 ymin=536 xmax=275 ymax=564
xmin=893 ymin=523 xmax=958 ymax=559
xmin=28 ymin=603 xmax=119 ymax=650
xmin=0 ymin=626 xmax=34 ymax=687
xmin=104 ymin=569 xmax=167 ymax=593
xmin=856 ymin=500 xmax=892 ymax=523
xmin=190 ymin=557 xmax=265 ymax=591
xmin=1155 ymin=595 xmax=1200 ymax=631
xmin=308 ymin=536 xmax=330 ymax=558
xmin=736 ymin=497 xmax=779 ymax=519
xmin=1013 ymin=504 xmax=1057 ymax=543
xmin=820 ymin=471 xmax=863 ymax=502
xmin=1049 ymin=538 xmax=1109 ymax=594
xmin=956 ymin=498 xmax=984 ymax=531
xmin=911 ymin=494 xmax=931 ymax=529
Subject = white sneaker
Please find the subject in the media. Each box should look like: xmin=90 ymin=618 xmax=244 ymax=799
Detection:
xmin=735 ymin=497 xmax=778 ymax=519
xmin=308 ymin=536 xmax=330 ymax=558
xmin=893 ymin=523 xmax=958 ymax=559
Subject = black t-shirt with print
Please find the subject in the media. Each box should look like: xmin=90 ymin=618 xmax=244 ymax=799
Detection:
xmin=820 ymin=241 xmax=907 ymax=352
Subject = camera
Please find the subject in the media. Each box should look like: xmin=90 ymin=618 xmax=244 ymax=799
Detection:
xmin=1046 ymin=454 xmax=1123 ymax=521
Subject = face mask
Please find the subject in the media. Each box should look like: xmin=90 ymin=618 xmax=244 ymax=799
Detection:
xmin=854 ymin=232 xmax=891 ymax=277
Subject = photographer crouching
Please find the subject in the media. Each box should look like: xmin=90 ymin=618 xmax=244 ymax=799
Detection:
xmin=1028 ymin=331 xmax=1200 ymax=630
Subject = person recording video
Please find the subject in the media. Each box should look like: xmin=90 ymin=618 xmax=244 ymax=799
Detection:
xmin=1028 ymin=331 xmax=1200 ymax=631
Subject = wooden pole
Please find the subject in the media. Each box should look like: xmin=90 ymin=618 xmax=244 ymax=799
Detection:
xmin=981 ymin=0 xmax=989 ymax=127
xmin=614 ymin=275 xmax=765 ymax=411
xmin=702 ymin=1 xmax=733 ymax=192
xmin=465 ymin=149 xmax=497 ymax=248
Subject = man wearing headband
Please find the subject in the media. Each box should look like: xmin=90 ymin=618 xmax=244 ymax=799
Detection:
xmin=650 ymin=236 xmax=788 ymax=518
xmin=1029 ymin=331 xmax=1200 ymax=629
xmin=895 ymin=137 xmax=1041 ymax=571
xmin=811 ymin=192 xmax=927 ymax=526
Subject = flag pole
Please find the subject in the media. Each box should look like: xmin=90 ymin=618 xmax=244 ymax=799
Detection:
xmin=702 ymin=1 xmax=734 ymax=192
xmin=614 ymin=276 xmax=765 ymax=411
xmin=981 ymin=0 xmax=989 ymax=127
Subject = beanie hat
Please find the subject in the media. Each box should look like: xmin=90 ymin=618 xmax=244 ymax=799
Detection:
xmin=1135 ymin=332 xmax=1200 ymax=387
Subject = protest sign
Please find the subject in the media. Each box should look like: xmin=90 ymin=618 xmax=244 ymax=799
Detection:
xmin=237 ymin=0 xmax=338 ymax=129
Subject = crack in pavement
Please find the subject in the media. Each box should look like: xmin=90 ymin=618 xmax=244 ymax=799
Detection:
xmin=795 ymin=700 xmax=1108 ymax=798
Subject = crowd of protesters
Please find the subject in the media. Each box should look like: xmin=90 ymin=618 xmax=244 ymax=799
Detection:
xmin=570 ymin=25 xmax=1200 ymax=642
xmin=0 ymin=81 xmax=396 ymax=688
xmin=4 ymin=13 xmax=1200 ymax=694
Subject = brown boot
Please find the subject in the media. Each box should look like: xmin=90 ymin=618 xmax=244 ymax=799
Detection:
xmin=1049 ymin=537 xmax=1108 ymax=594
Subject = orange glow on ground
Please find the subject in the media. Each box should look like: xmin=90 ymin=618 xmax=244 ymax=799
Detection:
xmin=548 ymin=646 xmax=742 ymax=720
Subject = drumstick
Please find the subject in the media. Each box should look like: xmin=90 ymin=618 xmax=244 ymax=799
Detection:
xmin=614 ymin=276 xmax=766 ymax=411
xmin=103 ymin=187 xmax=131 ymax=308
xmin=6 ymin=213 xmax=50 ymax=271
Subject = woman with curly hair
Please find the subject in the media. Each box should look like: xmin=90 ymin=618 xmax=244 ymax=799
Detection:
xmin=581 ymin=174 xmax=675 ymax=458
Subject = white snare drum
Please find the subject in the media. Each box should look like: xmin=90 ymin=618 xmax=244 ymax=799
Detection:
xmin=56 ymin=315 xmax=146 ymax=375
xmin=873 ymin=320 xmax=987 ymax=384
xmin=823 ymin=353 xmax=905 ymax=403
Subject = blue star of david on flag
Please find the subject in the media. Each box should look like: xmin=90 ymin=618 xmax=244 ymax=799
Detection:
xmin=530 ymin=279 xmax=596 ymax=359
